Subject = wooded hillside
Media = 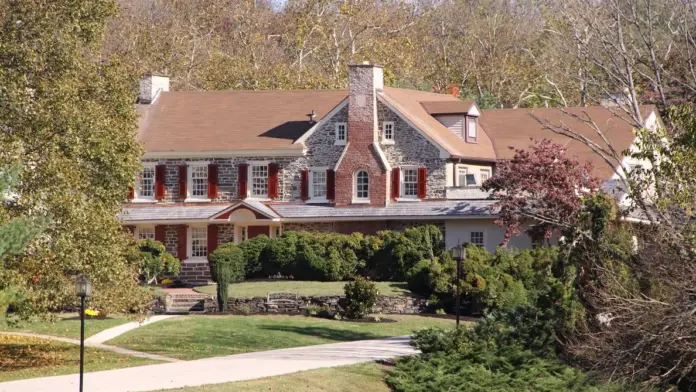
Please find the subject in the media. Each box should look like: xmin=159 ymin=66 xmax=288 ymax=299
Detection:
xmin=104 ymin=0 xmax=696 ymax=110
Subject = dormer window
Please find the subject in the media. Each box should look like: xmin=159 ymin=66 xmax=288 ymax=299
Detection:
xmin=466 ymin=117 xmax=478 ymax=142
xmin=382 ymin=121 xmax=395 ymax=144
xmin=335 ymin=123 xmax=347 ymax=145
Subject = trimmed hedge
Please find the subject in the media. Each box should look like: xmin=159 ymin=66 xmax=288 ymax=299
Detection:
xmin=208 ymin=242 xmax=245 ymax=311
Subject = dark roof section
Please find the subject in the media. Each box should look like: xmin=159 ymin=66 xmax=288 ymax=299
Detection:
xmin=137 ymin=90 xmax=348 ymax=153
xmin=269 ymin=200 xmax=496 ymax=219
xmin=420 ymin=100 xmax=476 ymax=115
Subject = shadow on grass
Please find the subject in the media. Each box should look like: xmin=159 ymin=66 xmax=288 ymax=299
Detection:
xmin=0 ymin=342 xmax=75 ymax=371
xmin=385 ymin=282 xmax=420 ymax=298
xmin=259 ymin=325 xmax=382 ymax=342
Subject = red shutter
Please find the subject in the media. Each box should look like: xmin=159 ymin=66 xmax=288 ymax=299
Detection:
xmin=300 ymin=169 xmax=309 ymax=201
xmin=238 ymin=163 xmax=248 ymax=199
xmin=391 ymin=168 xmax=401 ymax=199
xmin=155 ymin=165 xmax=166 ymax=200
xmin=124 ymin=225 xmax=136 ymax=235
xmin=417 ymin=167 xmax=427 ymax=199
xmin=127 ymin=186 xmax=135 ymax=200
xmin=326 ymin=169 xmax=335 ymax=200
xmin=268 ymin=163 xmax=279 ymax=199
xmin=207 ymin=225 xmax=219 ymax=258
xmin=154 ymin=225 xmax=165 ymax=243
xmin=178 ymin=165 xmax=187 ymax=200
xmin=177 ymin=225 xmax=187 ymax=260
xmin=208 ymin=164 xmax=219 ymax=199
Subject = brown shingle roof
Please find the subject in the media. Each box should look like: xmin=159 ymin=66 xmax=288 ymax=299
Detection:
xmin=420 ymin=100 xmax=477 ymax=115
xmin=479 ymin=106 xmax=657 ymax=180
xmin=381 ymin=87 xmax=497 ymax=161
xmin=137 ymin=90 xmax=347 ymax=153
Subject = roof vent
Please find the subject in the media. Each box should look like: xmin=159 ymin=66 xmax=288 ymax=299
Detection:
xmin=306 ymin=109 xmax=316 ymax=124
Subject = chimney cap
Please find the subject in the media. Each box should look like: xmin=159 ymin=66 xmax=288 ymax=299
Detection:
xmin=349 ymin=62 xmax=383 ymax=68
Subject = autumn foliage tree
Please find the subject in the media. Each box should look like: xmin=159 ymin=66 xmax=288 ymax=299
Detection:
xmin=482 ymin=139 xmax=601 ymax=245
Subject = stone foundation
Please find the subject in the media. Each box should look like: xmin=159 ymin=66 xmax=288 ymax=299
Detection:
xmin=179 ymin=261 xmax=211 ymax=285
xmin=202 ymin=295 xmax=427 ymax=315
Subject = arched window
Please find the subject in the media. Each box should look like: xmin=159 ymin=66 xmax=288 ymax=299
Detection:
xmin=354 ymin=170 xmax=369 ymax=201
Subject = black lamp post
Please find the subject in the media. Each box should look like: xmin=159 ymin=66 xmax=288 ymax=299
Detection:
xmin=449 ymin=243 xmax=467 ymax=328
xmin=75 ymin=275 xmax=92 ymax=392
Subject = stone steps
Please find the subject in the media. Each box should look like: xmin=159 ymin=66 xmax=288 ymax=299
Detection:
xmin=164 ymin=293 xmax=212 ymax=314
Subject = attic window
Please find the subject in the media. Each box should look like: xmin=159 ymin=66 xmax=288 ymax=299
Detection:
xmin=382 ymin=121 xmax=395 ymax=144
xmin=335 ymin=123 xmax=347 ymax=145
xmin=466 ymin=117 xmax=478 ymax=142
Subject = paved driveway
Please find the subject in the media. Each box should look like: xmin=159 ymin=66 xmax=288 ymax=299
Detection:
xmin=0 ymin=336 xmax=416 ymax=392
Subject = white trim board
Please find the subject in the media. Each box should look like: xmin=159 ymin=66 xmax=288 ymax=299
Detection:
xmin=294 ymin=99 xmax=349 ymax=145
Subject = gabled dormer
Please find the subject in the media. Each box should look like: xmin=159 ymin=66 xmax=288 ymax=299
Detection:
xmin=421 ymin=100 xmax=481 ymax=143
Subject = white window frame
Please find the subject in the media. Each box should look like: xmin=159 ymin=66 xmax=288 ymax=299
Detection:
xmin=353 ymin=170 xmax=370 ymax=203
xmin=187 ymin=162 xmax=210 ymax=201
xmin=480 ymin=169 xmax=491 ymax=183
xmin=457 ymin=167 xmax=478 ymax=187
xmin=247 ymin=162 xmax=270 ymax=200
xmin=187 ymin=225 xmax=208 ymax=260
xmin=308 ymin=167 xmax=328 ymax=203
xmin=401 ymin=166 xmax=419 ymax=199
xmin=381 ymin=121 xmax=395 ymax=144
xmin=470 ymin=231 xmax=485 ymax=248
xmin=134 ymin=163 xmax=156 ymax=202
xmin=335 ymin=123 xmax=347 ymax=145
xmin=467 ymin=117 xmax=478 ymax=142
xmin=135 ymin=226 xmax=156 ymax=240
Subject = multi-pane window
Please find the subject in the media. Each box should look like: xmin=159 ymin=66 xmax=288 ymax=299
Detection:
xmin=311 ymin=170 xmax=327 ymax=199
xmin=458 ymin=168 xmax=477 ymax=187
xmin=403 ymin=168 xmax=418 ymax=197
xmin=190 ymin=165 xmax=208 ymax=198
xmin=470 ymin=231 xmax=484 ymax=247
xmin=335 ymin=123 xmax=347 ymax=144
xmin=251 ymin=165 xmax=268 ymax=197
xmin=137 ymin=227 xmax=155 ymax=240
xmin=190 ymin=227 xmax=207 ymax=258
xmin=383 ymin=122 xmax=394 ymax=142
xmin=355 ymin=171 xmax=369 ymax=199
xmin=137 ymin=167 xmax=155 ymax=198
xmin=480 ymin=169 xmax=491 ymax=183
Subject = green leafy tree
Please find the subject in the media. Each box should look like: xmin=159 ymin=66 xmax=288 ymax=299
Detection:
xmin=125 ymin=239 xmax=180 ymax=284
xmin=0 ymin=0 xmax=149 ymax=317
xmin=208 ymin=243 xmax=246 ymax=312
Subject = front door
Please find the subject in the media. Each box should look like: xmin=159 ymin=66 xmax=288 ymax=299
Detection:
xmin=247 ymin=225 xmax=270 ymax=240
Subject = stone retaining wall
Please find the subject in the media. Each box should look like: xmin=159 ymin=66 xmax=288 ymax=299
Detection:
xmin=201 ymin=295 xmax=427 ymax=315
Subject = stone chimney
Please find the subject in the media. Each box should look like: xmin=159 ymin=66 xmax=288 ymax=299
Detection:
xmin=139 ymin=72 xmax=169 ymax=104
xmin=334 ymin=63 xmax=389 ymax=207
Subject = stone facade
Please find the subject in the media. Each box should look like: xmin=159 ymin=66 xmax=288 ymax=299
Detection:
xmin=378 ymin=102 xmax=447 ymax=199
xmin=283 ymin=222 xmax=335 ymax=233
xmin=163 ymin=225 xmax=179 ymax=256
xmin=206 ymin=295 xmax=428 ymax=315
xmin=217 ymin=223 xmax=235 ymax=245
xmin=178 ymin=261 xmax=211 ymax=285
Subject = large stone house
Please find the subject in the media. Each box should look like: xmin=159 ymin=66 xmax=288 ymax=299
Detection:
xmin=123 ymin=63 xmax=659 ymax=283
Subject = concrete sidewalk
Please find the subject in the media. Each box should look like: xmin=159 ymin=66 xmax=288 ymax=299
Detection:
xmin=0 ymin=336 xmax=416 ymax=392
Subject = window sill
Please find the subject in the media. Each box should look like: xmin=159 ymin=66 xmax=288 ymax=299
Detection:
xmin=183 ymin=257 xmax=209 ymax=264
xmin=184 ymin=198 xmax=212 ymax=203
xmin=351 ymin=199 xmax=370 ymax=204
xmin=381 ymin=140 xmax=395 ymax=145
xmin=307 ymin=198 xmax=329 ymax=204
xmin=246 ymin=197 xmax=271 ymax=202
xmin=334 ymin=141 xmax=347 ymax=146
xmin=395 ymin=197 xmax=421 ymax=202
xmin=130 ymin=198 xmax=156 ymax=203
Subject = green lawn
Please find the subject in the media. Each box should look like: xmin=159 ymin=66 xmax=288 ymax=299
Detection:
xmin=109 ymin=314 xmax=458 ymax=360
xmin=194 ymin=281 xmax=417 ymax=298
xmin=158 ymin=362 xmax=390 ymax=391
xmin=0 ymin=334 xmax=159 ymax=382
xmin=3 ymin=313 xmax=130 ymax=339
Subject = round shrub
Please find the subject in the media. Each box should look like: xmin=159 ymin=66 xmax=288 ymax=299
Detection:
xmin=208 ymin=243 xmax=245 ymax=311
xmin=127 ymin=239 xmax=180 ymax=284
xmin=238 ymin=234 xmax=271 ymax=278
xmin=342 ymin=276 xmax=378 ymax=319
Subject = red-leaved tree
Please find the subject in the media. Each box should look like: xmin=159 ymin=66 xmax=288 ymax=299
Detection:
xmin=482 ymin=139 xmax=601 ymax=245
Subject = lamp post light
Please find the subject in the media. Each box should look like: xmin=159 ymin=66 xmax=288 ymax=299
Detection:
xmin=75 ymin=275 xmax=92 ymax=392
xmin=449 ymin=243 xmax=467 ymax=328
